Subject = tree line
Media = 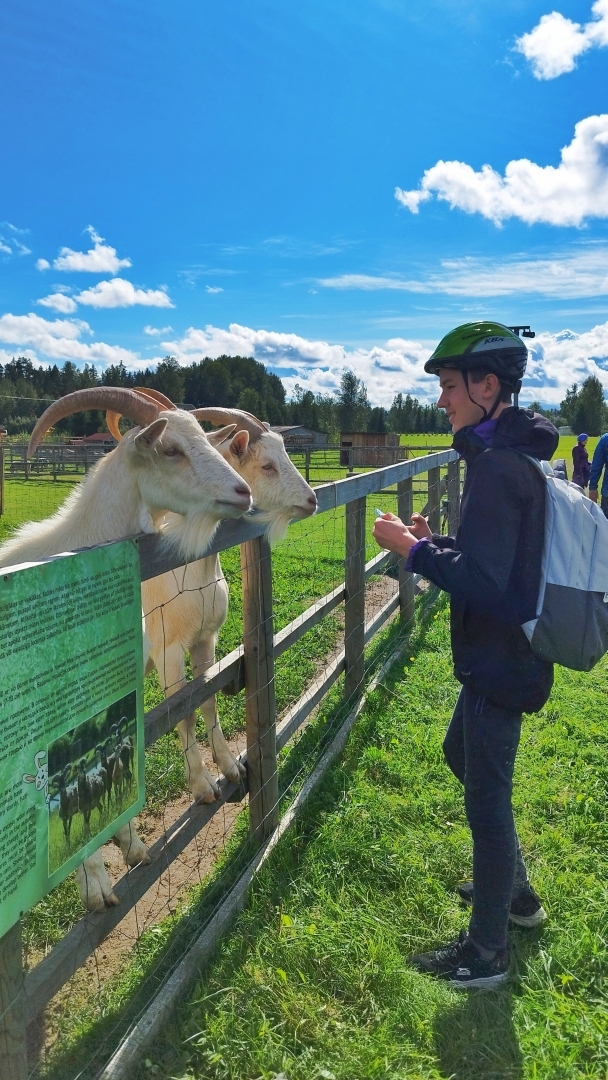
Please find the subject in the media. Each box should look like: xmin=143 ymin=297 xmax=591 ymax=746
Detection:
xmin=0 ymin=355 xmax=450 ymax=438
xmin=527 ymin=375 xmax=608 ymax=437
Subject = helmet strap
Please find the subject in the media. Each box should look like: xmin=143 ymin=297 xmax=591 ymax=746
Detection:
xmin=462 ymin=370 xmax=503 ymax=423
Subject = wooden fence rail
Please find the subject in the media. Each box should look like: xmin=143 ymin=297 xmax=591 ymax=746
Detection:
xmin=0 ymin=449 xmax=459 ymax=1080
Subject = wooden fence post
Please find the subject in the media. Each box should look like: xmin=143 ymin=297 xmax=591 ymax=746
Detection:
xmin=240 ymin=534 xmax=279 ymax=841
xmin=0 ymin=920 xmax=27 ymax=1080
xmin=344 ymin=496 xmax=366 ymax=701
xmin=446 ymin=458 xmax=461 ymax=536
xmin=427 ymin=466 xmax=441 ymax=534
xmin=397 ymin=477 xmax=415 ymax=626
xmin=0 ymin=447 xmax=4 ymax=516
xmin=304 ymin=448 xmax=310 ymax=483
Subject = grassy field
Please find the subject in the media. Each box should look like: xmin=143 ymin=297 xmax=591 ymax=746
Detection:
xmin=134 ymin=601 xmax=608 ymax=1080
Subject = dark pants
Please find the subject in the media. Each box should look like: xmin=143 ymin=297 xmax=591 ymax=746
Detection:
xmin=601 ymin=496 xmax=608 ymax=520
xmin=443 ymin=687 xmax=529 ymax=952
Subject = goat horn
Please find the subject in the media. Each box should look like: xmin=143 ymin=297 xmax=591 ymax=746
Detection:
xmin=106 ymin=386 xmax=177 ymax=442
xmin=27 ymin=388 xmax=161 ymax=458
xmin=190 ymin=407 xmax=266 ymax=442
xmin=129 ymin=387 xmax=177 ymax=409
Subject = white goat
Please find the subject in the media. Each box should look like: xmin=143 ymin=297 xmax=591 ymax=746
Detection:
xmin=0 ymin=387 xmax=252 ymax=912
xmin=106 ymin=399 xmax=317 ymax=804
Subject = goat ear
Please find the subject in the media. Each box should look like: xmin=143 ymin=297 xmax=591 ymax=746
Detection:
xmin=207 ymin=423 xmax=237 ymax=447
xmin=229 ymin=429 xmax=250 ymax=459
xmin=134 ymin=417 xmax=168 ymax=452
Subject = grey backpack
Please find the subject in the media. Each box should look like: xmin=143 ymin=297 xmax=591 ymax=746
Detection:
xmin=521 ymin=457 xmax=608 ymax=670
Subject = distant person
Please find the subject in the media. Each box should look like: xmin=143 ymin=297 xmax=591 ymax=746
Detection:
xmin=373 ymin=321 xmax=557 ymax=989
xmin=589 ymin=433 xmax=608 ymax=516
xmin=551 ymin=458 xmax=568 ymax=482
xmin=572 ymin=433 xmax=590 ymax=491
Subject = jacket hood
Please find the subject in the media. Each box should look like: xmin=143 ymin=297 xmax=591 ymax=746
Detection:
xmin=453 ymin=408 xmax=559 ymax=462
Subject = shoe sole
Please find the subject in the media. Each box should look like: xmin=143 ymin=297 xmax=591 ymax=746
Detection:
xmin=459 ymin=893 xmax=548 ymax=928
xmin=508 ymin=906 xmax=547 ymax=928
xmin=450 ymin=970 xmax=510 ymax=990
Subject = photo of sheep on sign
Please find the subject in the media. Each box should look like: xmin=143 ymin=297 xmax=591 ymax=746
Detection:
xmin=47 ymin=691 xmax=138 ymax=874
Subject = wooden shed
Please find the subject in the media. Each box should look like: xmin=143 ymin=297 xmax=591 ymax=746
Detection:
xmin=339 ymin=431 xmax=402 ymax=467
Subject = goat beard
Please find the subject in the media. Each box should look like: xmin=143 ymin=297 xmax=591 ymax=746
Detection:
xmin=255 ymin=510 xmax=293 ymax=546
xmin=159 ymin=509 xmax=222 ymax=562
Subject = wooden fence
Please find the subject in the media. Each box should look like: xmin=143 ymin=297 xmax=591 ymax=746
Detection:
xmin=0 ymin=448 xmax=460 ymax=1079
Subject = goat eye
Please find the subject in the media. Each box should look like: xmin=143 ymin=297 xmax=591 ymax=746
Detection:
xmin=262 ymin=463 xmax=275 ymax=472
xmin=163 ymin=447 xmax=183 ymax=458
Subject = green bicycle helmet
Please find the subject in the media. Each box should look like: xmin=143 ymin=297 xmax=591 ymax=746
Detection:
xmin=424 ymin=321 xmax=528 ymax=393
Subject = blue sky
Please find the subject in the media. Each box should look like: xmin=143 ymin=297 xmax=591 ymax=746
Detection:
xmin=0 ymin=0 xmax=607 ymax=406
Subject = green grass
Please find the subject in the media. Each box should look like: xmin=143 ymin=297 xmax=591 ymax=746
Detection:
xmin=126 ymin=602 xmax=608 ymax=1080
xmin=0 ymin=477 xmax=79 ymax=541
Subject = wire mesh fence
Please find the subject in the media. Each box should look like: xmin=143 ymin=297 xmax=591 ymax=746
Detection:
xmin=0 ymin=448 xmax=460 ymax=1080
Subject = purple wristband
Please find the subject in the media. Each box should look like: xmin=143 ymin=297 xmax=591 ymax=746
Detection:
xmin=404 ymin=536 xmax=430 ymax=573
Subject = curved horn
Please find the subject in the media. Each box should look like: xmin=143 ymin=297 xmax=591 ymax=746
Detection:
xmin=27 ymin=388 xmax=160 ymax=458
xmin=190 ymin=407 xmax=266 ymax=442
xmin=106 ymin=386 xmax=176 ymax=442
xmin=129 ymin=387 xmax=177 ymax=410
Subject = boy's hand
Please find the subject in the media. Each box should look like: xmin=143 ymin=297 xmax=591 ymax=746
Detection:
xmin=409 ymin=512 xmax=433 ymax=540
xmin=372 ymin=513 xmax=419 ymax=557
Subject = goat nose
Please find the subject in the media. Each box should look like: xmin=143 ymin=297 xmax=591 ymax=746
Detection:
xmin=235 ymin=484 xmax=250 ymax=497
xmin=307 ymin=494 xmax=318 ymax=507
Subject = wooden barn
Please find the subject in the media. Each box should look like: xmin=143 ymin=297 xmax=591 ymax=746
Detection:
xmin=271 ymin=425 xmax=328 ymax=449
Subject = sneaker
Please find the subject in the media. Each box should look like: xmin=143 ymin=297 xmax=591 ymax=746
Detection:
xmin=410 ymin=929 xmax=509 ymax=989
xmin=457 ymin=882 xmax=547 ymax=928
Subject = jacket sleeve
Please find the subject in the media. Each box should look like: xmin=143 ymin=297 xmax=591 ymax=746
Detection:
xmin=589 ymin=437 xmax=607 ymax=491
xmin=410 ymin=452 xmax=526 ymax=607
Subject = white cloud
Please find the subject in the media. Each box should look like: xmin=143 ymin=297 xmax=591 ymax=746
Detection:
xmin=36 ymin=259 xmax=50 ymax=271
xmin=75 ymin=279 xmax=173 ymax=309
xmin=205 ymin=285 xmax=224 ymax=294
xmin=320 ymin=248 xmax=608 ymax=299
xmin=395 ymin=114 xmax=608 ymax=226
xmin=144 ymin=324 xmax=173 ymax=335
xmin=157 ymin=322 xmax=436 ymax=406
xmin=37 ymin=293 xmax=78 ymax=314
xmin=524 ymin=321 xmax=608 ymax=405
xmin=2 ymin=310 xmax=608 ymax=408
xmin=0 ymin=312 xmax=142 ymax=367
xmin=0 ymin=233 xmax=31 ymax=257
xmin=515 ymin=0 xmax=608 ymax=79
xmin=49 ymin=226 xmax=131 ymax=274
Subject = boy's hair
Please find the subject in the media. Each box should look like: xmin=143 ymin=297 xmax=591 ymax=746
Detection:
xmin=468 ymin=368 xmax=513 ymax=403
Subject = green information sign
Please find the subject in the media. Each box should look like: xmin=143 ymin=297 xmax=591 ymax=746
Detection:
xmin=0 ymin=539 xmax=145 ymax=937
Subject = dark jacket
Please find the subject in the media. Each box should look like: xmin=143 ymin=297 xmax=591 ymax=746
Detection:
xmin=572 ymin=443 xmax=590 ymax=488
xmin=411 ymin=408 xmax=559 ymax=713
xmin=589 ymin=433 xmax=608 ymax=495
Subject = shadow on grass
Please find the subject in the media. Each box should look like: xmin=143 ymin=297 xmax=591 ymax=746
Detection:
xmin=432 ymin=919 xmax=546 ymax=1079
xmin=434 ymin=987 xmax=523 ymax=1080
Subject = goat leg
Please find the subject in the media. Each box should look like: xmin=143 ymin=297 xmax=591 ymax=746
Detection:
xmin=191 ymin=638 xmax=246 ymax=784
xmin=113 ymin=821 xmax=151 ymax=867
xmin=75 ymin=850 xmax=119 ymax=912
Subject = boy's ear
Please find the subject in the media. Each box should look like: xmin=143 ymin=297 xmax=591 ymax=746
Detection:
xmin=229 ymin=429 xmax=250 ymax=460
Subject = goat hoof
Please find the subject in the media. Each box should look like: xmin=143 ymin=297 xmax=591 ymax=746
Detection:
xmin=105 ymin=891 xmax=120 ymax=907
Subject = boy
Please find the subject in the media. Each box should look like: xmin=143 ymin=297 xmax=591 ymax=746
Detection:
xmin=373 ymin=321 xmax=558 ymax=988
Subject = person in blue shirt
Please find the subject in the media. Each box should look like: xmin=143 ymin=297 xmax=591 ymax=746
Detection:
xmin=588 ymin=433 xmax=608 ymax=517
